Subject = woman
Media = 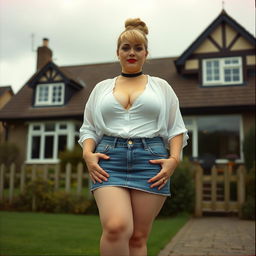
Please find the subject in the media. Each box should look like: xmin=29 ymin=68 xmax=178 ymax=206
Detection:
xmin=79 ymin=18 xmax=188 ymax=256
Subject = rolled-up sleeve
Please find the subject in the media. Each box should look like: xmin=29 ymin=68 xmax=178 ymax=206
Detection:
xmin=78 ymin=86 xmax=101 ymax=147
xmin=78 ymin=104 xmax=100 ymax=147
xmin=167 ymin=92 xmax=189 ymax=148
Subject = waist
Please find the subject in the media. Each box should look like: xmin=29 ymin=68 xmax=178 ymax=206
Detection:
xmin=100 ymin=135 xmax=164 ymax=148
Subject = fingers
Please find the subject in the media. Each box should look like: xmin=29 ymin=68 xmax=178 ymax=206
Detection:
xmin=97 ymin=153 xmax=110 ymax=160
xmin=89 ymin=164 xmax=110 ymax=184
xmin=149 ymin=175 xmax=168 ymax=190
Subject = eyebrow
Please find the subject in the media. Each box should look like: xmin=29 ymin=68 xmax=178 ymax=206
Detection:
xmin=122 ymin=43 xmax=143 ymax=46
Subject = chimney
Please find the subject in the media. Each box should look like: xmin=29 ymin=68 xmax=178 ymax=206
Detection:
xmin=36 ymin=38 xmax=53 ymax=70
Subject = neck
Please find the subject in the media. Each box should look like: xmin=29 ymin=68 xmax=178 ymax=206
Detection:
xmin=121 ymin=71 xmax=143 ymax=78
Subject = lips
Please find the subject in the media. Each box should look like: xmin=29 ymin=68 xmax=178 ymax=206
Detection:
xmin=127 ymin=59 xmax=137 ymax=63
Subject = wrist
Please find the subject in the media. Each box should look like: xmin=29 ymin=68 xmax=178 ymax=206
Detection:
xmin=169 ymin=155 xmax=180 ymax=165
xmin=83 ymin=151 xmax=94 ymax=160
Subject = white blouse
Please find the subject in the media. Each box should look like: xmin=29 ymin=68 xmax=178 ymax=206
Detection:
xmin=79 ymin=75 xmax=188 ymax=148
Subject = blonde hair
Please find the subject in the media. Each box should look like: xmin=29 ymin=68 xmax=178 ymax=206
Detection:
xmin=117 ymin=18 xmax=149 ymax=51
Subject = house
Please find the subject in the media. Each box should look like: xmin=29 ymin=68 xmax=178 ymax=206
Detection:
xmin=0 ymin=10 xmax=255 ymax=167
xmin=0 ymin=86 xmax=14 ymax=143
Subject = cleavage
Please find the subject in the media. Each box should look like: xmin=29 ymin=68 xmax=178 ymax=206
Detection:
xmin=113 ymin=89 xmax=145 ymax=110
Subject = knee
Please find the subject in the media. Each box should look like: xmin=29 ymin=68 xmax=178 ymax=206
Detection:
xmin=129 ymin=230 xmax=148 ymax=248
xmin=103 ymin=219 xmax=133 ymax=242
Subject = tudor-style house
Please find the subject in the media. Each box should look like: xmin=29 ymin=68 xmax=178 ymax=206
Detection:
xmin=0 ymin=10 xmax=255 ymax=167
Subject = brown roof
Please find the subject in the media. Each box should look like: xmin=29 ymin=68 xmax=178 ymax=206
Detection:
xmin=0 ymin=57 xmax=255 ymax=121
xmin=0 ymin=86 xmax=14 ymax=97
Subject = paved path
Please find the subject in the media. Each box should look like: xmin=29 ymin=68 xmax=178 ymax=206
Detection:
xmin=158 ymin=217 xmax=255 ymax=256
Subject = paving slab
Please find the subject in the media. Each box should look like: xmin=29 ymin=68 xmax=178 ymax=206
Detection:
xmin=158 ymin=217 xmax=255 ymax=256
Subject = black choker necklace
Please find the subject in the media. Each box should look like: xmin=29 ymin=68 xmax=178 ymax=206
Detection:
xmin=121 ymin=71 xmax=143 ymax=78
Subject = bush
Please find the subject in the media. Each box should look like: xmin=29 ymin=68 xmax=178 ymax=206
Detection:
xmin=243 ymin=126 xmax=255 ymax=171
xmin=3 ymin=178 xmax=94 ymax=214
xmin=59 ymin=145 xmax=86 ymax=172
xmin=241 ymin=167 xmax=255 ymax=220
xmin=0 ymin=142 xmax=19 ymax=168
xmin=159 ymin=160 xmax=195 ymax=216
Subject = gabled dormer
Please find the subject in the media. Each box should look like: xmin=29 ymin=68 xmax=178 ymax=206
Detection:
xmin=27 ymin=39 xmax=83 ymax=107
xmin=175 ymin=10 xmax=256 ymax=87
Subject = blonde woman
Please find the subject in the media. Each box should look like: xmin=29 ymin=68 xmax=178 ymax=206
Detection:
xmin=79 ymin=18 xmax=188 ymax=256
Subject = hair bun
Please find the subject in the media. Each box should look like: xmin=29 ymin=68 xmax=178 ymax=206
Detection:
xmin=125 ymin=18 xmax=148 ymax=35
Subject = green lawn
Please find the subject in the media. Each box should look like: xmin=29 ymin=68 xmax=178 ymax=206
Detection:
xmin=0 ymin=211 xmax=190 ymax=256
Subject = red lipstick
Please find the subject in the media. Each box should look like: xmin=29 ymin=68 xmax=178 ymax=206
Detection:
xmin=127 ymin=59 xmax=137 ymax=63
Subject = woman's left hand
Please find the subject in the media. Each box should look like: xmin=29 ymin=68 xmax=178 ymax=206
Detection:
xmin=148 ymin=158 xmax=178 ymax=190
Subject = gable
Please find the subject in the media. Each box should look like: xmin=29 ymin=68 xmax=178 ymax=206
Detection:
xmin=27 ymin=61 xmax=82 ymax=89
xmin=175 ymin=10 xmax=256 ymax=74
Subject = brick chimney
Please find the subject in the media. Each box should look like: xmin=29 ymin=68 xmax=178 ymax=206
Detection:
xmin=36 ymin=38 xmax=52 ymax=70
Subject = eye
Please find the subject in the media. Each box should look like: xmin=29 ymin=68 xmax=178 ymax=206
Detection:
xmin=135 ymin=46 xmax=143 ymax=51
xmin=121 ymin=46 xmax=130 ymax=51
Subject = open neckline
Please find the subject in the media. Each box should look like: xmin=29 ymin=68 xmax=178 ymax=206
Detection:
xmin=112 ymin=75 xmax=149 ymax=111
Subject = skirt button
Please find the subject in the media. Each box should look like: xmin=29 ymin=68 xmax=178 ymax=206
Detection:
xmin=128 ymin=140 xmax=133 ymax=145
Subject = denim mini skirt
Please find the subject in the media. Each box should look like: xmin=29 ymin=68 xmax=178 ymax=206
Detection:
xmin=91 ymin=135 xmax=171 ymax=196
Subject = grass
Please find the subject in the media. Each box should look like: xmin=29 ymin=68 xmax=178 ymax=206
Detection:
xmin=0 ymin=211 xmax=190 ymax=256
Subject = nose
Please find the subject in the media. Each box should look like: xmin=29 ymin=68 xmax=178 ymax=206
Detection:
xmin=129 ymin=48 xmax=135 ymax=56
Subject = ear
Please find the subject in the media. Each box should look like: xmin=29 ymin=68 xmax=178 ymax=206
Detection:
xmin=145 ymin=50 xmax=148 ymax=58
xmin=116 ymin=49 xmax=120 ymax=58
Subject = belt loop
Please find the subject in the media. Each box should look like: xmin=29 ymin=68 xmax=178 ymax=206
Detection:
xmin=113 ymin=137 xmax=118 ymax=148
xmin=141 ymin=138 xmax=148 ymax=150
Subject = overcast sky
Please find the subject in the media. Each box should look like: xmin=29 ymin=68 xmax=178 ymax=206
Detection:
xmin=0 ymin=0 xmax=255 ymax=93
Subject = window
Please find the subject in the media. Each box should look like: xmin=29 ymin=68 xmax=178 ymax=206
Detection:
xmin=197 ymin=115 xmax=241 ymax=160
xmin=202 ymin=57 xmax=243 ymax=86
xmin=183 ymin=115 xmax=243 ymax=162
xmin=35 ymin=83 xmax=64 ymax=106
xmin=27 ymin=122 xmax=81 ymax=163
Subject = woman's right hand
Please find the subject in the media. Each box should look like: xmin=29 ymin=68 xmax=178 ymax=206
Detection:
xmin=83 ymin=152 xmax=110 ymax=184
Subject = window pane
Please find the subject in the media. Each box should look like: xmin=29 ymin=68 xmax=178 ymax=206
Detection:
xmin=183 ymin=131 xmax=193 ymax=159
xmin=31 ymin=136 xmax=41 ymax=159
xmin=75 ymin=124 xmax=80 ymax=132
xmin=58 ymin=135 xmax=67 ymax=152
xmin=33 ymin=125 xmax=41 ymax=131
xmin=45 ymin=123 xmax=55 ymax=131
xmin=38 ymin=86 xmax=49 ymax=102
xmin=205 ymin=60 xmax=219 ymax=82
xmin=198 ymin=116 xmax=240 ymax=159
xmin=52 ymin=85 xmax=63 ymax=103
xmin=59 ymin=124 xmax=67 ymax=130
xmin=44 ymin=136 xmax=54 ymax=158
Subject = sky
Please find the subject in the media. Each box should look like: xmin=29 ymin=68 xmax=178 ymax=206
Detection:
xmin=0 ymin=0 xmax=255 ymax=93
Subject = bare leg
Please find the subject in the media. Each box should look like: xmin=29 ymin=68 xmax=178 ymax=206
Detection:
xmin=129 ymin=190 xmax=166 ymax=256
xmin=94 ymin=187 xmax=134 ymax=256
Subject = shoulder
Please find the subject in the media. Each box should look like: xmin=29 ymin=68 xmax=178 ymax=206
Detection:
xmin=149 ymin=75 xmax=175 ymax=92
xmin=94 ymin=77 xmax=115 ymax=90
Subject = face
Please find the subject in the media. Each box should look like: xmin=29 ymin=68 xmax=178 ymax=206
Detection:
xmin=117 ymin=40 xmax=148 ymax=73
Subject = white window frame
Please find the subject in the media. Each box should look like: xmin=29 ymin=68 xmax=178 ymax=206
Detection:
xmin=35 ymin=83 xmax=65 ymax=106
xmin=26 ymin=121 xmax=81 ymax=164
xmin=202 ymin=57 xmax=243 ymax=86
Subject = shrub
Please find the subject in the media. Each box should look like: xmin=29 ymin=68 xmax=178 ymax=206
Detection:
xmin=5 ymin=178 xmax=94 ymax=214
xmin=59 ymin=145 xmax=86 ymax=173
xmin=0 ymin=142 xmax=19 ymax=168
xmin=243 ymin=126 xmax=255 ymax=171
xmin=241 ymin=167 xmax=255 ymax=220
xmin=159 ymin=160 xmax=195 ymax=216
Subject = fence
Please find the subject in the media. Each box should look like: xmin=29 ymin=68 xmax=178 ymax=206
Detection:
xmin=194 ymin=163 xmax=246 ymax=217
xmin=0 ymin=162 xmax=247 ymax=217
xmin=0 ymin=162 xmax=91 ymax=203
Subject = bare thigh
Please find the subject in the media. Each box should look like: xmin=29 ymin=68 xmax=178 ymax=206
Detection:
xmin=93 ymin=186 xmax=134 ymax=232
xmin=130 ymin=189 xmax=166 ymax=236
